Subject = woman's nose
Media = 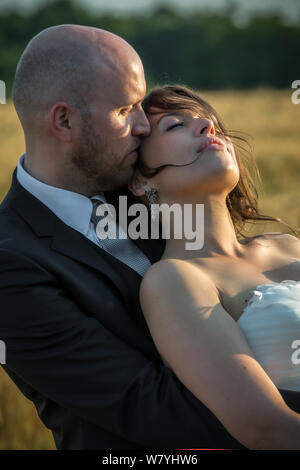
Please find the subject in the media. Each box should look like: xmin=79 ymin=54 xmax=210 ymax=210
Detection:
xmin=194 ymin=118 xmax=215 ymax=136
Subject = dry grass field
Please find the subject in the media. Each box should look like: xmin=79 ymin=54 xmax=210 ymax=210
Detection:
xmin=0 ymin=89 xmax=299 ymax=449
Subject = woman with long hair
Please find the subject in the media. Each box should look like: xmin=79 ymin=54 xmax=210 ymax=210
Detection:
xmin=129 ymin=85 xmax=300 ymax=449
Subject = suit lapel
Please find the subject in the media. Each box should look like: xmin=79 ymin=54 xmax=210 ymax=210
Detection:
xmin=2 ymin=170 xmax=165 ymax=307
xmin=2 ymin=171 xmax=140 ymax=306
xmin=50 ymin=219 xmax=142 ymax=308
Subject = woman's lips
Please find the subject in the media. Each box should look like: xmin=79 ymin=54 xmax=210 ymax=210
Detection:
xmin=203 ymin=142 xmax=225 ymax=152
xmin=197 ymin=137 xmax=225 ymax=154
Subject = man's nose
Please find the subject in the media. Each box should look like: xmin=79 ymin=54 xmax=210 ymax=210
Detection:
xmin=132 ymin=108 xmax=151 ymax=136
xmin=194 ymin=117 xmax=215 ymax=136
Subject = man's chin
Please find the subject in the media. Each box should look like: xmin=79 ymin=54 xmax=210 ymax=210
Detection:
xmin=98 ymin=168 xmax=134 ymax=193
xmin=117 ymin=166 xmax=135 ymax=189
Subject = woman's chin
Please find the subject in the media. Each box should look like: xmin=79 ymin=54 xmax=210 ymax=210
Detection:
xmin=209 ymin=149 xmax=239 ymax=176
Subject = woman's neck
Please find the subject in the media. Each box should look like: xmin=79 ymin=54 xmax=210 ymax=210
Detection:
xmin=160 ymin=194 xmax=247 ymax=261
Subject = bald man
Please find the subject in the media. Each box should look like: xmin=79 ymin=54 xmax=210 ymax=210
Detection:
xmin=1 ymin=25 xmax=299 ymax=451
xmin=13 ymin=24 xmax=149 ymax=193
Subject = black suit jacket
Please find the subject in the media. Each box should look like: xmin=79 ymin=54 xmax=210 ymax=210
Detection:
xmin=0 ymin=170 xmax=299 ymax=450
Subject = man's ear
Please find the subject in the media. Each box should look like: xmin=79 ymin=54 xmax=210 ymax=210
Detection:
xmin=49 ymin=101 xmax=74 ymax=143
xmin=128 ymin=170 xmax=149 ymax=196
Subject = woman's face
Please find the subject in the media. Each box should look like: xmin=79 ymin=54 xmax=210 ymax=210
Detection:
xmin=133 ymin=107 xmax=239 ymax=201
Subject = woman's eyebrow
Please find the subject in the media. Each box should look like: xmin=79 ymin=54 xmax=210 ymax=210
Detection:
xmin=155 ymin=113 xmax=181 ymax=126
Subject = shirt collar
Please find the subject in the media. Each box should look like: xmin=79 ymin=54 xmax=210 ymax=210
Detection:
xmin=16 ymin=154 xmax=106 ymax=236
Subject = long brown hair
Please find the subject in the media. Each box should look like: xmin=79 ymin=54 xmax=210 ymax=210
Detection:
xmin=137 ymin=84 xmax=295 ymax=238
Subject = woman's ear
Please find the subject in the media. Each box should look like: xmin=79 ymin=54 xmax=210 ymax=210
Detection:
xmin=128 ymin=170 xmax=149 ymax=196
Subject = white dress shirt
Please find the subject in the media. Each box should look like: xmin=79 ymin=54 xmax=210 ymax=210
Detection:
xmin=16 ymin=154 xmax=151 ymax=276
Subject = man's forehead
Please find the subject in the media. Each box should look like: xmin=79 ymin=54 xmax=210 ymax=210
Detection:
xmin=111 ymin=68 xmax=146 ymax=105
xmin=93 ymin=81 xmax=142 ymax=111
xmin=93 ymin=54 xmax=146 ymax=104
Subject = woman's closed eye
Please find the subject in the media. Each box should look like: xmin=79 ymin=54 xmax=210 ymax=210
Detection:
xmin=167 ymin=122 xmax=184 ymax=131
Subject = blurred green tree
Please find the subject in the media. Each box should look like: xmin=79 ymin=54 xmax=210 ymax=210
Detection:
xmin=0 ymin=0 xmax=299 ymax=95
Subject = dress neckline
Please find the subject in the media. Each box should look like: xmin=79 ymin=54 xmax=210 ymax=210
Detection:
xmin=238 ymin=279 xmax=300 ymax=322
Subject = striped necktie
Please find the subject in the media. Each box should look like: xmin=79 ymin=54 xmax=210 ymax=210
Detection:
xmin=90 ymin=198 xmax=151 ymax=277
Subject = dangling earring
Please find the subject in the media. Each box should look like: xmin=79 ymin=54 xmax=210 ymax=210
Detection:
xmin=145 ymin=188 xmax=159 ymax=221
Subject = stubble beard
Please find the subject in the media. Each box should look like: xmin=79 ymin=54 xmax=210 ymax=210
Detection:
xmin=71 ymin=114 xmax=131 ymax=194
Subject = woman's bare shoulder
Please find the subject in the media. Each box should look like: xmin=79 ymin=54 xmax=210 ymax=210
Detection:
xmin=141 ymin=258 xmax=216 ymax=301
xmin=142 ymin=259 xmax=185 ymax=293
xmin=249 ymin=232 xmax=300 ymax=258
xmin=143 ymin=258 xmax=206 ymax=283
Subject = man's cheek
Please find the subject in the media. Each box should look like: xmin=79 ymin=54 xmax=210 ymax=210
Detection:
xmin=114 ymin=119 xmax=132 ymax=136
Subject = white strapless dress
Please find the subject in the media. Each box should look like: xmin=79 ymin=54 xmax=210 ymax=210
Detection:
xmin=237 ymin=280 xmax=300 ymax=392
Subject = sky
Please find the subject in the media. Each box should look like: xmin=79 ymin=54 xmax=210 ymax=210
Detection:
xmin=0 ymin=0 xmax=299 ymax=23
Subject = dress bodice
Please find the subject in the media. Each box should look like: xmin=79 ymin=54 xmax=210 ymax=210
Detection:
xmin=237 ymin=280 xmax=300 ymax=392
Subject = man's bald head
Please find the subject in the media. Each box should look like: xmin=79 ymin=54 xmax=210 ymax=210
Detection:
xmin=13 ymin=24 xmax=142 ymax=128
xmin=12 ymin=25 xmax=150 ymax=195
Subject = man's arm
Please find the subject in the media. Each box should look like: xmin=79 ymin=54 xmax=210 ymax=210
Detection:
xmin=0 ymin=248 xmax=243 ymax=449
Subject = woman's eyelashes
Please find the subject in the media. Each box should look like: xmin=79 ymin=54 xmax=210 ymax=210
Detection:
xmin=166 ymin=121 xmax=184 ymax=131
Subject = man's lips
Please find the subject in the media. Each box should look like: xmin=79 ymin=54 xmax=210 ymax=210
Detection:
xmin=126 ymin=145 xmax=140 ymax=160
xmin=197 ymin=136 xmax=225 ymax=154
xmin=127 ymin=150 xmax=138 ymax=158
